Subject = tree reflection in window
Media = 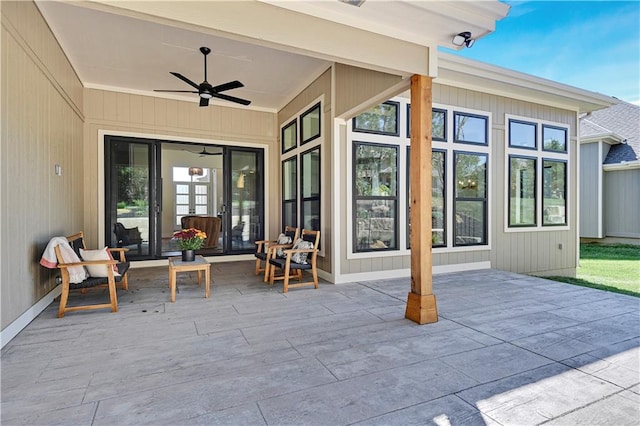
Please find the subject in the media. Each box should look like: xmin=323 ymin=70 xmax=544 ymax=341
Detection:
xmin=353 ymin=143 xmax=398 ymax=251
xmin=353 ymin=101 xmax=399 ymax=136
xmin=454 ymin=152 xmax=487 ymax=245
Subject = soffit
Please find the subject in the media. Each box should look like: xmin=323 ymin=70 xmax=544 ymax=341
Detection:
xmin=36 ymin=0 xmax=510 ymax=111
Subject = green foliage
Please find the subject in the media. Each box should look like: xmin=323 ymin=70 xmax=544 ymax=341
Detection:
xmin=117 ymin=166 xmax=148 ymax=205
xmin=542 ymin=244 xmax=640 ymax=297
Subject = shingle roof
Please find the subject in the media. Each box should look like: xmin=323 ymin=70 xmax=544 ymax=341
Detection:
xmin=580 ymin=100 xmax=640 ymax=164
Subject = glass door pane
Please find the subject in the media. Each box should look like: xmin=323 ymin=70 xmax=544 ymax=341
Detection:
xmin=227 ymin=148 xmax=263 ymax=252
xmin=105 ymin=137 xmax=154 ymax=259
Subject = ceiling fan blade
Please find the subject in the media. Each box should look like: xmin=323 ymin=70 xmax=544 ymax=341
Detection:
xmin=210 ymin=92 xmax=251 ymax=106
xmin=170 ymin=72 xmax=200 ymax=90
xmin=199 ymin=97 xmax=209 ymax=107
xmin=154 ymin=90 xmax=199 ymax=93
xmin=212 ymin=80 xmax=244 ymax=93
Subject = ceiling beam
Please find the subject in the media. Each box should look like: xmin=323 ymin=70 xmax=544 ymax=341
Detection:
xmin=84 ymin=0 xmax=432 ymax=77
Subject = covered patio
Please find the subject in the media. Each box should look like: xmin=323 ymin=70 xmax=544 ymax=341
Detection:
xmin=2 ymin=264 xmax=638 ymax=425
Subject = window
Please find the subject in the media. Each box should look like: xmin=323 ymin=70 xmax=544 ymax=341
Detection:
xmin=353 ymin=142 xmax=398 ymax=251
xmin=506 ymin=115 xmax=569 ymax=230
xmin=354 ymin=101 xmax=400 ymax=136
xmin=509 ymin=119 xmax=536 ymax=149
xmin=282 ymin=157 xmax=297 ymax=228
xmin=543 ymin=160 xmax=567 ymax=225
xmin=454 ymin=112 xmax=488 ymax=145
xmin=282 ymin=119 xmax=297 ymax=154
xmin=509 ymin=156 xmax=536 ymax=226
xmin=281 ymin=99 xmax=323 ymax=235
xmin=301 ymin=102 xmax=321 ymax=144
xmin=301 ymin=147 xmax=321 ymax=230
xmin=406 ymin=148 xmax=446 ymax=248
xmin=454 ymin=152 xmax=487 ymax=246
xmin=405 ymin=106 xmax=447 ymax=141
xmin=543 ymin=125 xmax=567 ymax=152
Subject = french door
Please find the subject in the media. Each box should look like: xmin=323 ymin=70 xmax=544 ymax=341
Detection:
xmin=104 ymin=135 xmax=264 ymax=259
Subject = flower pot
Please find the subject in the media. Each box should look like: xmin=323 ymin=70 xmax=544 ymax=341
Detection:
xmin=181 ymin=250 xmax=196 ymax=262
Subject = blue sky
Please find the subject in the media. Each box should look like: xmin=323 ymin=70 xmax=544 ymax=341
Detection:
xmin=443 ymin=1 xmax=640 ymax=104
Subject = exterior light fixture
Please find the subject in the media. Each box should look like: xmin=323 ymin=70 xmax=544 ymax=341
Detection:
xmin=452 ymin=31 xmax=475 ymax=48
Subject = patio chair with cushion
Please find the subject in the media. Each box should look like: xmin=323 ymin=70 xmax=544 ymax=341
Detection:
xmin=113 ymin=222 xmax=143 ymax=253
xmin=54 ymin=232 xmax=130 ymax=318
xmin=254 ymin=226 xmax=298 ymax=281
xmin=268 ymin=229 xmax=320 ymax=293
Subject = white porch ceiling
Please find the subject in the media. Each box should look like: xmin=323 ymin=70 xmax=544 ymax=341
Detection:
xmin=35 ymin=0 xmax=510 ymax=112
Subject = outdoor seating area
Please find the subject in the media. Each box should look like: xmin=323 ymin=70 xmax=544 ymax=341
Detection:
xmin=2 ymin=263 xmax=638 ymax=425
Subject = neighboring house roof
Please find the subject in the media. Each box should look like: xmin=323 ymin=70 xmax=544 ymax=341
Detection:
xmin=580 ymin=100 xmax=640 ymax=164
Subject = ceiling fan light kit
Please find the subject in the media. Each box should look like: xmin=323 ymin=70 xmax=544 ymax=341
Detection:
xmin=154 ymin=46 xmax=251 ymax=107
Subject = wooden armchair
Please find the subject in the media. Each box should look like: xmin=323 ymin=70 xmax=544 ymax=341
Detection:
xmin=254 ymin=226 xmax=299 ymax=282
xmin=55 ymin=232 xmax=130 ymax=318
xmin=268 ymin=229 xmax=320 ymax=293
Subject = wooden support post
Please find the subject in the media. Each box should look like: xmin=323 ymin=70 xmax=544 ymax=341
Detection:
xmin=405 ymin=74 xmax=438 ymax=324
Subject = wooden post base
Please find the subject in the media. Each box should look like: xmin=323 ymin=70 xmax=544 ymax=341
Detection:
xmin=405 ymin=292 xmax=438 ymax=324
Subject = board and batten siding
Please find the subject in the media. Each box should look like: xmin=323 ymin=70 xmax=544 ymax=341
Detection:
xmin=83 ymin=89 xmax=277 ymax=248
xmin=604 ymin=168 xmax=640 ymax=239
xmin=2 ymin=1 xmax=84 ymax=330
xmin=339 ymin=83 xmax=579 ymax=277
xmin=580 ymin=142 xmax=601 ymax=238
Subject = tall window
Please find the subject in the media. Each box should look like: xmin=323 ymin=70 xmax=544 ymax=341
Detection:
xmin=301 ymin=147 xmax=321 ymax=230
xmin=407 ymin=148 xmax=446 ymax=248
xmin=509 ymin=156 xmax=536 ymax=226
xmin=543 ymin=160 xmax=567 ymax=225
xmin=280 ymin=99 xmax=323 ymax=234
xmin=454 ymin=152 xmax=487 ymax=245
xmin=282 ymin=157 xmax=297 ymax=228
xmin=353 ymin=142 xmax=398 ymax=251
xmin=506 ymin=116 xmax=569 ymax=229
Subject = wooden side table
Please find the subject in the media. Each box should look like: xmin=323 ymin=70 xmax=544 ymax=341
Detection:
xmin=168 ymin=255 xmax=210 ymax=302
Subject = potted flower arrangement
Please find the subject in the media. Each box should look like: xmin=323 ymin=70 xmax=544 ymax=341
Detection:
xmin=172 ymin=228 xmax=207 ymax=261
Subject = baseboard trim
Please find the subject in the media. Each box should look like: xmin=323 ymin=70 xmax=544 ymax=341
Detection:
xmin=1 ymin=285 xmax=61 ymax=349
xmin=331 ymin=261 xmax=491 ymax=284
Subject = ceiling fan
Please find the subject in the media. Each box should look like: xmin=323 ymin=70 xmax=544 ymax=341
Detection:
xmin=197 ymin=147 xmax=222 ymax=157
xmin=154 ymin=47 xmax=251 ymax=107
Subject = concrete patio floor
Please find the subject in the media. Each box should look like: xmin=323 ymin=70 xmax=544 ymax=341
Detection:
xmin=2 ymin=261 xmax=639 ymax=425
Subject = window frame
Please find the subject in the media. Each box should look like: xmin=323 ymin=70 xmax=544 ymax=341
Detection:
xmin=453 ymin=111 xmax=489 ymax=146
xmin=508 ymin=119 xmax=537 ymax=150
xmin=281 ymin=119 xmax=297 ymax=154
xmin=406 ymin=147 xmax=447 ymax=249
xmin=300 ymin=102 xmax=321 ymax=145
xmin=542 ymin=124 xmax=568 ymax=153
xmin=453 ymin=151 xmax=488 ymax=247
xmin=406 ymin=105 xmax=447 ymax=141
xmin=301 ymin=145 xmax=321 ymax=231
xmin=504 ymin=114 xmax=570 ymax=232
xmin=281 ymin=156 xmax=298 ymax=230
xmin=353 ymin=101 xmax=400 ymax=136
xmin=352 ymin=141 xmax=399 ymax=252
xmin=542 ymin=159 xmax=567 ymax=226
xmin=508 ymin=155 xmax=537 ymax=227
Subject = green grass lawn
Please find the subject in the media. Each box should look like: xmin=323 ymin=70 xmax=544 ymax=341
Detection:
xmin=546 ymin=243 xmax=640 ymax=297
